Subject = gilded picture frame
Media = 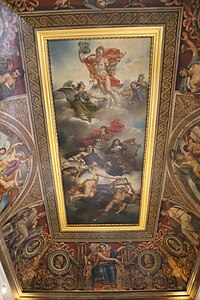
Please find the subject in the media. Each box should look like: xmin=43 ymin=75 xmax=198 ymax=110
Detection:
xmin=19 ymin=8 xmax=182 ymax=240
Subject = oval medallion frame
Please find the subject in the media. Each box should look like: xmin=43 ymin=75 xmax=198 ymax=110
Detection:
xmin=163 ymin=234 xmax=186 ymax=257
xmin=47 ymin=250 xmax=72 ymax=276
xmin=136 ymin=249 xmax=161 ymax=275
xmin=24 ymin=236 xmax=44 ymax=259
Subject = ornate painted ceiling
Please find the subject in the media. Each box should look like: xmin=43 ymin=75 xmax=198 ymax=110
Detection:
xmin=0 ymin=0 xmax=200 ymax=299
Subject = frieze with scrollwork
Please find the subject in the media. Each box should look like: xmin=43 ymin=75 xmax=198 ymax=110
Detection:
xmin=4 ymin=220 xmax=196 ymax=292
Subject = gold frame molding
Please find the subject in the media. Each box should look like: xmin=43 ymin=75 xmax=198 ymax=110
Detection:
xmin=36 ymin=27 xmax=162 ymax=232
xmin=19 ymin=8 xmax=182 ymax=240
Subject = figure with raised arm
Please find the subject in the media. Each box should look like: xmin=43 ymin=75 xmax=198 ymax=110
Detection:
xmin=79 ymin=45 xmax=125 ymax=107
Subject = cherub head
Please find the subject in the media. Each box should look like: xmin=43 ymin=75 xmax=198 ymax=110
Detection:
xmin=95 ymin=0 xmax=106 ymax=9
xmin=0 ymin=147 xmax=6 ymax=155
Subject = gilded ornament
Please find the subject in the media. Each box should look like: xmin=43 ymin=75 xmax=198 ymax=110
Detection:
xmin=7 ymin=0 xmax=39 ymax=12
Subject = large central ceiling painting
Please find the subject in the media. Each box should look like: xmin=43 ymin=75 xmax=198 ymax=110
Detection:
xmin=37 ymin=27 xmax=162 ymax=232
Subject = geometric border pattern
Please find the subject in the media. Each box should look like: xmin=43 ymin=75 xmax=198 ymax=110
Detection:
xmin=19 ymin=8 xmax=183 ymax=240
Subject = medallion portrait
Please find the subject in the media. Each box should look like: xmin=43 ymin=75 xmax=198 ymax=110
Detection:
xmin=136 ymin=249 xmax=161 ymax=275
xmin=163 ymin=234 xmax=185 ymax=257
xmin=47 ymin=250 xmax=71 ymax=275
xmin=24 ymin=236 xmax=43 ymax=258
